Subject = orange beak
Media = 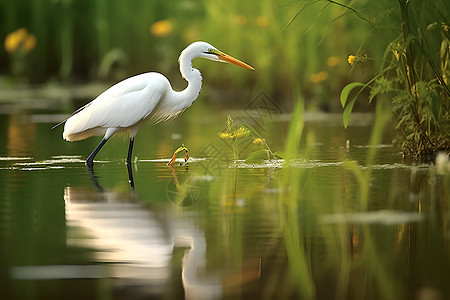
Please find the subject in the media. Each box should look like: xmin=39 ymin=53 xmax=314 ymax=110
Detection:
xmin=217 ymin=51 xmax=255 ymax=70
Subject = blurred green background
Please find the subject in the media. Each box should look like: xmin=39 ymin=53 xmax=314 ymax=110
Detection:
xmin=0 ymin=0 xmax=392 ymax=110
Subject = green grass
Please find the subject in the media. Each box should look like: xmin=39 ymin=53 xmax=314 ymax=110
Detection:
xmin=2 ymin=0 xmax=448 ymax=157
xmin=0 ymin=0 xmax=370 ymax=103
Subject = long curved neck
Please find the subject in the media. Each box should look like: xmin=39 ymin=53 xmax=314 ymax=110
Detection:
xmin=177 ymin=51 xmax=203 ymax=105
xmin=153 ymin=51 xmax=203 ymax=121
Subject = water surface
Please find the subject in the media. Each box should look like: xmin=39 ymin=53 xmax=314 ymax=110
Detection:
xmin=0 ymin=102 xmax=449 ymax=300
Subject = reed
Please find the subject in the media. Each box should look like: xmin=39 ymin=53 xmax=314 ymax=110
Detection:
xmin=0 ymin=0 xmax=366 ymax=105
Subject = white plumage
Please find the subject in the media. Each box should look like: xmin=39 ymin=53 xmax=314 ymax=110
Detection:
xmin=63 ymin=73 xmax=169 ymax=141
xmin=56 ymin=41 xmax=254 ymax=167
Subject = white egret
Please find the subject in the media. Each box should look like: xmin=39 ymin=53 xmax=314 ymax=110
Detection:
xmin=54 ymin=41 xmax=254 ymax=167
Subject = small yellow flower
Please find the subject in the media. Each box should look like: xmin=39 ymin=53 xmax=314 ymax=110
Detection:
xmin=4 ymin=28 xmax=36 ymax=54
xmin=234 ymin=126 xmax=251 ymax=138
xmin=24 ymin=34 xmax=37 ymax=52
xmin=236 ymin=15 xmax=248 ymax=26
xmin=150 ymin=20 xmax=173 ymax=37
xmin=348 ymin=52 xmax=368 ymax=66
xmin=253 ymin=138 xmax=264 ymax=145
xmin=4 ymin=36 xmax=18 ymax=53
xmin=327 ymin=56 xmax=341 ymax=67
xmin=5 ymin=29 xmax=24 ymax=53
xmin=347 ymin=55 xmax=356 ymax=66
xmin=218 ymin=132 xmax=233 ymax=139
xmin=310 ymin=71 xmax=328 ymax=83
xmin=218 ymin=126 xmax=250 ymax=140
xmin=256 ymin=16 xmax=268 ymax=27
xmin=218 ymin=116 xmax=251 ymax=140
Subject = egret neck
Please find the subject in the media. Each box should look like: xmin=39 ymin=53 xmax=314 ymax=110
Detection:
xmin=175 ymin=47 xmax=203 ymax=109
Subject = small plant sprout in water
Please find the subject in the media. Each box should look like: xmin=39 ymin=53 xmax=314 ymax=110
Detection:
xmin=167 ymin=144 xmax=189 ymax=166
xmin=218 ymin=115 xmax=279 ymax=162
xmin=218 ymin=115 xmax=251 ymax=161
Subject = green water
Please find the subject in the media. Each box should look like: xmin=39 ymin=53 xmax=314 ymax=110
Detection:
xmin=0 ymin=102 xmax=449 ymax=300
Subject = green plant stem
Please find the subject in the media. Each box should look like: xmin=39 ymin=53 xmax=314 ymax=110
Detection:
xmin=241 ymin=123 xmax=275 ymax=159
xmin=397 ymin=0 xmax=422 ymax=127
xmin=325 ymin=0 xmax=375 ymax=29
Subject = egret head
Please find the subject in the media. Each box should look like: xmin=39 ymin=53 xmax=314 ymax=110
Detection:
xmin=180 ymin=41 xmax=255 ymax=70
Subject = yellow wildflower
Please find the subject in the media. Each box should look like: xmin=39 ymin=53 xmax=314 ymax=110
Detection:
xmin=218 ymin=132 xmax=233 ymax=139
xmin=256 ymin=16 xmax=268 ymax=27
xmin=253 ymin=138 xmax=264 ymax=145
xmin=218 ymin=126 xmax=250 ymax=140
xmin=236 ymin=15 xmax=248 ymax=26
xmin=310 ymin=71 xmax=328 ymax=83
xmin=348 ymin=52 xmax=368 ymax=66
xmin=24 ymin=34 xmax=37 ymax=52
xmin=327 ymin=56 xmax=341 ymax=67
xmin=234 ymin=126 xmax=251 ymax=138
xmin=347 ymin=55 xmax=356 ymax=66
xmin=4 ymin=28 xmax=36 ymax=54
xmin=5 ymin=30 xmax=24 ymax=53
xmin=218 ymin=116 xmax=251 ymax=140
xmin=150 ymin=20 xmax=173 ymax=37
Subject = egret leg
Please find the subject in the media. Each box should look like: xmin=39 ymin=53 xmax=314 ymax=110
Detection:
xmin=86 ymin=138 xmax=109 ymax=167
xmin=126 ymin=161 xmax=135 ymax=189
xmin=126 ymin=137 xmax=135 ymax=165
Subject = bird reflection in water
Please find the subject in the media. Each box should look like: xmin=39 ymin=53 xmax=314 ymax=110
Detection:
xmin=87 ymin=143 xmax=189 ymax=192
xmin=68 ymin=163 xmax=219 ymax=299
xmin=86 ymin=161 xmax=135 ymax=191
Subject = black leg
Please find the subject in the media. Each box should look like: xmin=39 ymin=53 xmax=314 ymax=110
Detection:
xmin=126 ymin=161 xmax=135 ymax=189
xmin=126 ymin=137 xmax=135 ymax=165
xmin=86 ymin=138 xmax=108 ymax=167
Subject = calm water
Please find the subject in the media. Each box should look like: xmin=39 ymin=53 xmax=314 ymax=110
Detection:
xmin=0 ymin=99 xmax=449 ymax=300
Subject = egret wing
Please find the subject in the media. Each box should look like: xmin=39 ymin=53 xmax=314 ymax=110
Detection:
xmin=63 ymin=73 xmax=169 ymax=140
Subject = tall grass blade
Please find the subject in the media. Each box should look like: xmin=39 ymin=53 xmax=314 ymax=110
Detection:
xmin=282 ymin=0 xmax=322 ymax=31
xmin=285 ymin=93 xmax=305 ymax=159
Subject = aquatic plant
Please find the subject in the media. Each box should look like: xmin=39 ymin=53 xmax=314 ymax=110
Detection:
xmin=167 ymin=144 xmax=189 ymax=166
xmin=284 ymin=0 xmax=449 ymax=158
xmin=335 ymin=0 xmax=449 ymax=158
xmin=218 ymin=115 xmax=286 ymax=162
xmin=218 ymin=115 xmax=251 ymax=161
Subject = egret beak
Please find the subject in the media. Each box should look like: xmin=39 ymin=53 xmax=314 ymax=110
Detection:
xmin=217 ymin=51 xmax=255 ymax=70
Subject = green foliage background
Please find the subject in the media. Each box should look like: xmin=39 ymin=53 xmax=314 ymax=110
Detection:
xmin=1 ymin=0 xmax=448 ymax=155
xmin=0 ymin=1 xmax=377 ymax=106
